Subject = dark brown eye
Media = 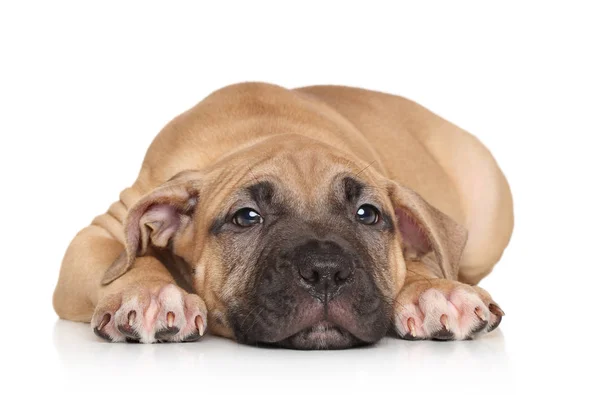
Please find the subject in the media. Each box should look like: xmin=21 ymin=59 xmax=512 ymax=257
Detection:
xmin=356 ymin=204 xmax=380 ymax=225
xmin=233 ymin=208 xmax=263 ymax=227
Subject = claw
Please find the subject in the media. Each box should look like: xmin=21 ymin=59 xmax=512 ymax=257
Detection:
xmin=128 ymin=311 xmax=136 ymax=327
xmin=167 ymin=312 xmax=175 ymax=328
xmin=489 ymin=303 xmax=505 ymax=317
xmin=407 ymin=317 xmax=417 ymax=338
xmin=98 ymin=313 xmax=110 ymax=331
xmin=440 ymin=314 xmax=449 ymax=331
xmin=195 ymin=315 xmax=205 ymax=336
xmin=474 ymin=306 xmax=486 ymax=321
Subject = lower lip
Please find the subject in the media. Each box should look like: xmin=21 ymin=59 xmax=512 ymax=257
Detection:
xmin=311 ymin=321 xmax=337 ymax=332
xmin=305 ymin=322 xmax=344 ymax=341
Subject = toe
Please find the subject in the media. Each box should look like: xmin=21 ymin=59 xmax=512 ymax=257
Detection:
xmin=419 ymin=289 xmax=458 ymax=338
xmin=94 ymin=326 xmax=112 ymax=341
xmin=448 ymin=288 xmax=489 ymax=338
xmin=489 ymin=303 xmax=505 ymax=317
xmin=431 ymin=328 xmax=455 ymax=341
xmin=398 ymin=317 xmax=420 ymax=340
xmin=93 ymin=313 xmax=112 ymax=341
xmin=395 ymin=302 xmax=426 ymax=339
xmin=487 ymin=304 xmax=504 ymax=332
xmin=180 ymin=316 xmax=206 ymax=342
xmin=155 ymin=311 xmax=181 ymax=341
xmin=468 ymin=306 xmax=489 ymax=336
xmin=487 ymin=316 xmax=502 ymax=332
xmin=155 ymin=324 xmax=181 ymax=341
xmin=113 ymin=289 xmax=152 ymax=341
xmin=168 ymin=295 xmax=208 ymax=341
xmin=432 ymin=314 xmax=455 ymax=340
xmin=92 ymin=312 xmax=126 ymax=342
xmin=117 ymin=311 xmax=141 ymax=340
xmin=182 ymin=332 xmax=201 ymax=342
xmin=155 ymin=286 xmax=186 ymax=331
xmin=470 ymin=318 xmax=489 ymax=336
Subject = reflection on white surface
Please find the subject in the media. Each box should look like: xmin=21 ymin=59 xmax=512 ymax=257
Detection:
xmin=52 ymin=319 xmax=512 ymax=393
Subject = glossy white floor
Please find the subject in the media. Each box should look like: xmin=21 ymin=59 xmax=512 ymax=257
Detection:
xmin=2 ymin=2 xmax=598 ymax=394
xmin=50 ymin=319 xmax=509 ymax=391
xmin=18 ymin=223 xmax=594 ymax=394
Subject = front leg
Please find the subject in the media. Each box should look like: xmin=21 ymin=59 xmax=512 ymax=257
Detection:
xmin=91 ymin=256 xmax=207 ymax=343
xmin=83 ymin=173 xmax=209 ymax=343
xmin=53 ymin=219 xmax=207 ymax=344
xmin=394 ymin=260 xmax=504 ymax=340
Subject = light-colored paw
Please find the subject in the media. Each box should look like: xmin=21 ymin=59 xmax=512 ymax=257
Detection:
xmin=394 ymin=279 xmax=504 ymax=340
xmin=91 ymin=283 xmax=207 ymax=343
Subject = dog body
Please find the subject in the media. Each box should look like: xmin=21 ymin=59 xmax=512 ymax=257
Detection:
xmin=53 ymin=83 xmax=513 ymax=348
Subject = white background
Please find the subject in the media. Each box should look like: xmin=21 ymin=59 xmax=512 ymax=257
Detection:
xmin=1 ymin=1 xmax=598 ymax=394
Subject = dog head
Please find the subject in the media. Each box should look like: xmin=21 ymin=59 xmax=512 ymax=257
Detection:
xmin=103 ymin=135 xmax=467 ymax=349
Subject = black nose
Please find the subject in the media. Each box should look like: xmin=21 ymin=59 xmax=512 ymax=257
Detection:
xmin=294 ymin=239 xmax=355 ymax=301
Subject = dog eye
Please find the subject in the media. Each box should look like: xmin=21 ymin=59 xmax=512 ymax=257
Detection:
xmin=233 ymin=208 xmax=263 ymax=227
xmin=356 ymin=204 xmax=380 ymax=225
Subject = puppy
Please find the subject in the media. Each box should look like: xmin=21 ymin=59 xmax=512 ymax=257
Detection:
xmin=53 ymin=83 xmax=513 ymax=349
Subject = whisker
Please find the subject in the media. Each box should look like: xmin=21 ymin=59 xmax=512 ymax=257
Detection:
xmin=355 ymin=159 xmax=377 ymax=177
xmin=239 ymin=304 xmax=261 ymax=329
xmin=244 ymin=307 xmax=265 ymax=335
xmin=405 ymin=267 xmax=435 ymax=287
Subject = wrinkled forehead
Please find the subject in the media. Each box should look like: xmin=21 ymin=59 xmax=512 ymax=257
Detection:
xmin=204 ymin=136 xmax=390 ymax=215
xmin=204 ymin=145 xmax=386 ymax=215
xmin=246 ymin=148 xmax=381 ymax=205
xmin=231 ymin=159 xmax=380 ymax=217
xmin=256 ymin=152 xmax=353 ymax=199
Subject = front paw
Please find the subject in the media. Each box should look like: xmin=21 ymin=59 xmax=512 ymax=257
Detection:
xmin=91 ymin=283 xmax=207 ymax=343
xmin=394 ymin=279 xmax=504 ymax=341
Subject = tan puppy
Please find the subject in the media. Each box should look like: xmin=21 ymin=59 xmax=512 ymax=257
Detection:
xmin=53 ymin=83 xmax=513 ymax=349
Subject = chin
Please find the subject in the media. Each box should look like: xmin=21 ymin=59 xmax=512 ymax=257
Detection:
xmin=230 ymin=299 xmax=392 ymax=350
xmin=271 ymin=322 xmax=370 ymax=350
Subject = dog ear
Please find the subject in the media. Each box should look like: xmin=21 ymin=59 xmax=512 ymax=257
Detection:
xmin=101 ymin=172 xmax=202 ymax=285
xmin=388 ymin=182 xmax=468 ymax=280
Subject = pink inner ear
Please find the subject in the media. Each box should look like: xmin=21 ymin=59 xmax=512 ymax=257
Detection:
xmin=142 ymin=204 xmax=181 ymax=248
xmin=395 ymin=208 xmax=431 ymax=255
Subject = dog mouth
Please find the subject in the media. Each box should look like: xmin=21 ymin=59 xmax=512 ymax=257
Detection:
xmin=233 ymin=269 xmax=391 ymax=349
xmin=232 ymin=292 xmax=391 ymax=349
xmin=271 ymin=320 xmax=367 ymax=350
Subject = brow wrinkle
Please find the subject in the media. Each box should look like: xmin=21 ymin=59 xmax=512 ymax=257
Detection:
xmin=247 ymin=166 xmax=261 ymax=185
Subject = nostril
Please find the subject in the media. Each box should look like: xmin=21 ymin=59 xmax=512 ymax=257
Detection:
xmin=299 ymin=267 xmax=320 ymax=284
xmin=334 ymin=268 xmax=352 ymax=284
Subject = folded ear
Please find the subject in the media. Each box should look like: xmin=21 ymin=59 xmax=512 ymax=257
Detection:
xmin=101 ymin=172 xmax=202 ymax=285
xmin=389 ymin=182 xmax=468 ymax=280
